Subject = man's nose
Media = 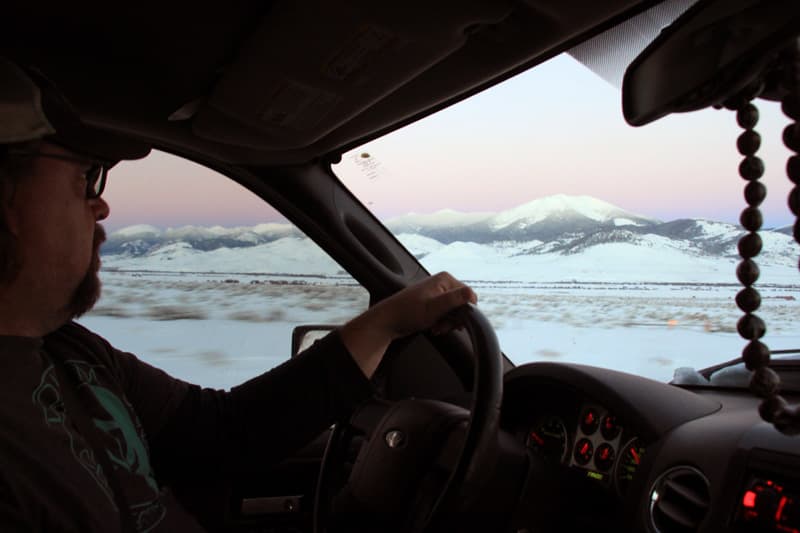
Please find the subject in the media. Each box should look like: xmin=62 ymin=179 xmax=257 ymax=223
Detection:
xmin=90 ymin=197 xmax=110 ymax=221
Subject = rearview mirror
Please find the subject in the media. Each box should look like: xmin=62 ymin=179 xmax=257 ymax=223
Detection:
xmin=291 ymin=325 xmax=338 ymax=357
xmin=622 ymin=0 xmax=800 ymax=126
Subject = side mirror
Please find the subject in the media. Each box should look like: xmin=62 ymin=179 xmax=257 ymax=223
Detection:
xmin=291 ymin=325 xmax=338 ymax=357
xmin=622 ymin=0 xmax=800 ymax=126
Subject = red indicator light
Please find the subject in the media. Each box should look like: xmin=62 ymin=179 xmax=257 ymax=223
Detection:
xmin=743 ymin=490 xmax=757 ymax=508
xmin=776 ymin=496 xmax=788 ymax=522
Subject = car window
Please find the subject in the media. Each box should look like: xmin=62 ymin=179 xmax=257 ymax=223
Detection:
xmin=78 ymin=151 xmax=368 ymax=390
xmin=332 ymin=53 xmax=800 ymax=383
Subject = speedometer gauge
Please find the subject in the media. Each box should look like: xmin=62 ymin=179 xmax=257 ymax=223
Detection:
xmin=526 ymin=416 xmax=569 ymax=464
xmin=615 ymin=437 xmax=646 ymax=497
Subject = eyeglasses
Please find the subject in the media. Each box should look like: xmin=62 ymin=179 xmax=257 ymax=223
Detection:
xmin=5 ymin=150 xmax=109 ymax=199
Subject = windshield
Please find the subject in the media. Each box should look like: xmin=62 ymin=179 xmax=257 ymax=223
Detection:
xmin=333 ymin=53 xmax=800 ymax=382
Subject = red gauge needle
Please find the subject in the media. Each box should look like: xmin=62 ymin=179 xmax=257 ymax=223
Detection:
xmin=630 ymin=447 xmax=641 ymax=464
xmin=530 ymin=432 xmax=545 ymax=446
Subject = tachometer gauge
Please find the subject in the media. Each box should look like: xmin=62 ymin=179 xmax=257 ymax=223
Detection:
xmin=526 ymin=416 xmax=569 ymax=464
xmin=615 ymin=437 xmax=646 ymax=497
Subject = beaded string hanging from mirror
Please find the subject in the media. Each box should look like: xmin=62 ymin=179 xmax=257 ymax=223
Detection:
xmin=731 ymin=41 xmax=800 ymax=436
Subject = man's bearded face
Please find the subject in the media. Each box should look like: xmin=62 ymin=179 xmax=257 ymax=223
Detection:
xmin=68 ymin=223 xmax=105 ymax=318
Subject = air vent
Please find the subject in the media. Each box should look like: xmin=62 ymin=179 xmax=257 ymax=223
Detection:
xmin=649 ymin=466 xmax=711 ymax=533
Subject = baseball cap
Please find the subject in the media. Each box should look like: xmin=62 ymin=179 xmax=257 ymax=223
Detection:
xmin=0 ymin=56 xmax=151 ymax=161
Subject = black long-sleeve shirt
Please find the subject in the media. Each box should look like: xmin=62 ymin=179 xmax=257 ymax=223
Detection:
xmin=0 ymin=321 xmax=372 ymax=532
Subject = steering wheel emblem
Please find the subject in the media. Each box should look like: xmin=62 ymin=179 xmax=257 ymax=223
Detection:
xmin=384 ymin=429 xmax=406 ymax=449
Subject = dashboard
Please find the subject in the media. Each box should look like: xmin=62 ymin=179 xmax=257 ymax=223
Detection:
xmin=516 ymin=402 xmax=645 ymax=500
xmin=500 ymin=362 xmax=800 ymax=533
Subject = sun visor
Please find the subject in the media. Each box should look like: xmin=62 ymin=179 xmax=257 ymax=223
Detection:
xmin=190 ymin=0 xmax=512 ymax=150
xmin=39 ymin=86 xmax=152 ymax=162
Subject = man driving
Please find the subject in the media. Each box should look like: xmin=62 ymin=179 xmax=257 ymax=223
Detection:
xmin=0 ymin=58 xmax=477 ymax=531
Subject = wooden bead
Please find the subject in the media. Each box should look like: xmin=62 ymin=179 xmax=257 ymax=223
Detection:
xmin=737 ymin=130 xmax=761 ymax=155
xmin=739 ymin=156 xmax=764 ymax=180
xmin=789 ymin=187 xmax=799 ymax=217
xmin=759 ymin=395 xmax=787 ymax=422
xmin=739 ymin=207 xmax=763 ymax=231
xmin=788 ymin=156 xmax=800 ymax=184
xmin=736 ymin=287 xmax=761 ymax=313
xmin=737 ymin=103 xmax=759 ymax=129
xmin=784 ymin=124 xmax=800 ymax=152
xmin=742 ymin=340 xmax=769 ymax=370
xmin=736 ymin=259 xmax=760 ymax=286
xmin=750 ymin=366 xmax=779 ymax=398
xmin=737 ymin=232 xmax=763 ymax=259
xmin=744 ymin=181 xmax=767 ymax=206
xmin=737 ymin=313 xmax=766 ymax=340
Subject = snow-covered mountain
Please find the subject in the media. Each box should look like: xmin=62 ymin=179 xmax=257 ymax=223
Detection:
xmin=103 ymin=223 xmax=299 ymax=256
xmin=386 ymin=194 xmax=659 ymax=243
xmin=100 ymin=194 xmax=798 ymax=282
xmin=488 ymin=194 xmax=656 ymax=229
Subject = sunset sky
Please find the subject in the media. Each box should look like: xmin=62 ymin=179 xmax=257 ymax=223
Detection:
xmin=103 ymin=54 xmax=795 ymax=231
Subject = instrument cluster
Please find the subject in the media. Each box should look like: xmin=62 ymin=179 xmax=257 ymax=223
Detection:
xmin=520 ymin=403 xmax=645 ymax=498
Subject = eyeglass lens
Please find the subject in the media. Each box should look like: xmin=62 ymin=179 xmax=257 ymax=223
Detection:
xmin=85 ymin=165 xmax=107 ymax=198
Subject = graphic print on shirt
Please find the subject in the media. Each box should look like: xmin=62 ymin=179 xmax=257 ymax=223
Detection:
xmin=32 ymin=361 xmax=167 ymax=532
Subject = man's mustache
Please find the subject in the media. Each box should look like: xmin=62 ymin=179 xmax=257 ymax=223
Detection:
xmin=91 ymin=224 xmax=107 ymax=271
xmin=93 ymin=223 xmax=107 ymax=251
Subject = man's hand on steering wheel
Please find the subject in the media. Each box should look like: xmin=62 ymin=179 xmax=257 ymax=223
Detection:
xmin=340 ymin=272 xmax=478 ymax=378
xmin=316 ymin=274 xmax=502 ymax=533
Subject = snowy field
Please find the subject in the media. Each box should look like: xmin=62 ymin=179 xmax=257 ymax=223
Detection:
xmin=78 ymin=270 xmax=800 ymax=391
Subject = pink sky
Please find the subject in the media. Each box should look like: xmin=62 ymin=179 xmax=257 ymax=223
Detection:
xmin=105 ymin=151 xmax=281 ymax=230
xmin=103 ymin=55 xmax=797 ymax=231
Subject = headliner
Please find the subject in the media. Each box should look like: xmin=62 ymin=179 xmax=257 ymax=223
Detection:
xmin=1 ymin=1 xmax=654 ymax=165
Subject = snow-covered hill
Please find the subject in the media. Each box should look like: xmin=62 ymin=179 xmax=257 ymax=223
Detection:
xmin=101 ymin=194 xmax=799 ymax=283
xmin=384 ymin=194 xmax=658 ymax=243
xmin=488 ymin=194 xmax=656 ymax=230
xmin=103 ymin=223 xmax=299 ymax=256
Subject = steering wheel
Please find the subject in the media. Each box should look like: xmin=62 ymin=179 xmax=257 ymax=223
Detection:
xmin=313 ymin=304 xmax=503 ymax=533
